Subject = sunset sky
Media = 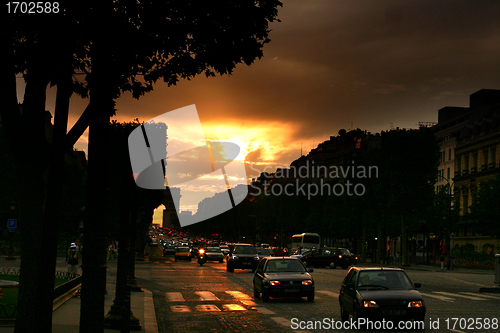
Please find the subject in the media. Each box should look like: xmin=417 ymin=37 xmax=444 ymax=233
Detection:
xmin=16 ymin=0 xmax=500 ymax=212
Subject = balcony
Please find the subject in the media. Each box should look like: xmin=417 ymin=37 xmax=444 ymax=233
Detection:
xmin=462 ymin=170 xmax=469 ymax=176
xmin=470 ymin=167 xmax=477 ymax=174
xmin=481 ymin=164 xmax=487 ymax=171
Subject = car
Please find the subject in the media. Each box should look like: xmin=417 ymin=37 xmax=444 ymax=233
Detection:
xmin=174 ymin=247 xmax=192 ymax=261
xmin=163 ymin=245 xmax=176 ymax=256
xmin=226 ymin=243 xmax=260 ymax=272
xmin=271 ymin=247 xmax=288 ymax=256
xmin=338 ymin=267 xmax=426 ymax=326
xmin=253 ymin=257 xmax=315 ymax=302
xmin=205 ymin=247 xmax=224 ymax=263
xmin=256 ymin=247 xmax=274 ymax=260
xmin=300 ymin=247 xmax=357 ymax=269
xmin=220 ymin=245 xmax=230 ymax=256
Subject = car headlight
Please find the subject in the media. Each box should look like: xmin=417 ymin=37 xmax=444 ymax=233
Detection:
xmin=232 ymin=256 xmax=239 ymax=260
xmin=270 ymin=280 xmax=280 ymax=286
xmin=408 ymin=301 xmax=424 ymax=308
xmin=302 ymin=280 xmax=313 ymax=286
xmin=254 ymin=256 xmax=260 ymax=260
xmin=362 ymin=301 xmax=378 ymax=308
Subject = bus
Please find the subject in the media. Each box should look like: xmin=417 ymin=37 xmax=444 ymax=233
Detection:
xmin=291 ymin=233 xmax=321 ymax=254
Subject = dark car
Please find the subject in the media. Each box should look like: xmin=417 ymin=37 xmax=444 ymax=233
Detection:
xmin=253 ymin=257 xmax=315 ymax=302
xmin=339 ymin=267 xmax=425 ymax=327
xmin=163 ymin=245 xmax=176 ymax=256
xmin=205 ymin=247 xmax=224 ymax=263
xmin=227 ymin=243 xmax=260 ymax=272
xmin=271 ymin=247 xmax=288 ymax=256
xmin=300 ymin=247 xmax=357 ymax=269
xmin=256 ymin=247 xmax=274 ymax=260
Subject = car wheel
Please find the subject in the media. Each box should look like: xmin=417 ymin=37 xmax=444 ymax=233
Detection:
xmin=175 ymin=257 xmax=178 ymax=261
xmin=340 ymin=304 xmax=349 ymax=321
xmin=219 ymin=260 xmax=223 ymax=263
xmin=329 ymin=262 xmax=337 ymax=269
xmin=262 ymin=290 xmax=269 ymax=302
xmin=307 ymin=293 xmax=315 ymax=302
xmin=189 ymin=258 xmax=192 ymax=261
xmin=251 ymin=267 xmax=256 ymax=273
xmin=227 ymin=263 xmax=234 ymax=272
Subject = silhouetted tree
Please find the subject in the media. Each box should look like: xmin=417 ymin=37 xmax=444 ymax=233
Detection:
xmin=1 ymin=1 xmax=282 ymax=332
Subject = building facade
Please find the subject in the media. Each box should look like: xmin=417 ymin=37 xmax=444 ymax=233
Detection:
xmin=443 ymin=89 xmax=500 ymax=254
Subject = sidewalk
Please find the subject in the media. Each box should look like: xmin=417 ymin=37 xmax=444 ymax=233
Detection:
xmin=0 ymin=258 xmax=158 ymax=333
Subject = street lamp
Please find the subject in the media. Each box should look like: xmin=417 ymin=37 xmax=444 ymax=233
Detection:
xmin=437 ymin=175 xmax=454 ymax=270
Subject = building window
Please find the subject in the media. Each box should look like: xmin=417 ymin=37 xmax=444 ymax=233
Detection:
xmin=449 ymin=149 xmax=452 ymax=161
xmin=447 ymin=167 xmax=450 ymax=180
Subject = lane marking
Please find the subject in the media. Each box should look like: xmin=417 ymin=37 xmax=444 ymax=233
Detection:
xmin=170 ymin=305 xmax=190 ymax=313
xmin=254 ymin=306 xmax=275 ymax=315
xmin=420 ymin=292 xmax=454 ymax=302
xmin=196 ymin=291 xmax=219 ymax=301
xmin=461 ymin=292 xmax=500 ymax=300
xmin=272 ymin=317 xmax=292 ymax=327
xmin=240 ymin=299 xmax=257 ymax=307
xmin=317 ymin=290 xmax=339 ymax=298
xmin=225 ymin=291 xmax=252 ymax=299
xmin=166 ymin=292 xmax=185 ymax=302
xmin=196 ymin=304 xmax=221 ymax=312
xmin=222 ymin=304 xmax=246 ymax=311
xmin=434 ymin=291 xmax=485 ymax=301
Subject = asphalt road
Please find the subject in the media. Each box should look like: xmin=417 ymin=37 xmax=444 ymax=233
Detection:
xmin=137 ymin=251 xmax=500 ymax=333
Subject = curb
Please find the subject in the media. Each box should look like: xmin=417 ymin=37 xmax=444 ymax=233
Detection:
xmin=143 ymin=290 xmax=158 ymax=333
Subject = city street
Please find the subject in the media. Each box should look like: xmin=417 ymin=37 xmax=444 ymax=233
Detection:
xmin=137 ymin=249 xmax=500 ymax=333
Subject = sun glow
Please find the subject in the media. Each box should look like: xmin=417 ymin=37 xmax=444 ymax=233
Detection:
xmin=201 ymin=119 xmax=300 ymax=165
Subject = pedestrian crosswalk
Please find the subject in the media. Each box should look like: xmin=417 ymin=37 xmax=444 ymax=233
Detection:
xmin=165 ymin=289 xmax=500 ymax=313
xmin=420 ymin=291 xmax=500 ymax=302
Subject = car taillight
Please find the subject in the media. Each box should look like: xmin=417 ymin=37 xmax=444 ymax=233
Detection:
xmin=338 ymin=255 xmax=343 ymax=259
xmin=270 ymin=281 xmax=280 ymax=286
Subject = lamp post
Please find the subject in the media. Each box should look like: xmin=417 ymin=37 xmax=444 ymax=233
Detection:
xmin=438 ymin=175 xmax=454 ymax=270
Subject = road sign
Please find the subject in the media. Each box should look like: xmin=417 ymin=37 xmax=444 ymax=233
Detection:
xmin=7 ymin=219 xmax=17 ymax=233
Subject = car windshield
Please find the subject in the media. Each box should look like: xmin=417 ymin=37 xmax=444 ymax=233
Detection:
xmin=339 ymin=248 xmax=351 ymax=255
xmin=233 ymin=246 xmax=257 ymax=254
xmin=207 ymin=247 xmax=221 ymax=253
xmin=266 ymin=260 xmax=306 ymax=273
xmin=357 ymin=271 xmax=414 ymax=290
xmin=177 ymin=248 xmax=189 ymax=253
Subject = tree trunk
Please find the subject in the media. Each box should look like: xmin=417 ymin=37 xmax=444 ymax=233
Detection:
xmin=36 ymin=59 xmax=73 ymax=331
xmin=79 ymin=22 xmax=113 ymax=333
xmin=14 ymin=65 xmax=50 ymax=333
